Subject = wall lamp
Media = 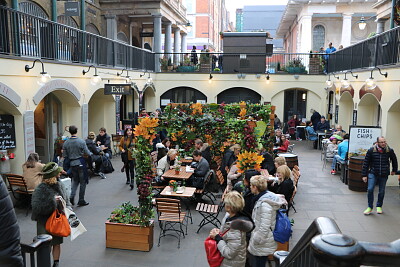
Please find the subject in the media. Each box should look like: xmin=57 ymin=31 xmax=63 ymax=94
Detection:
xmin=140 ymin=72 xmax=153 ymax=84
xmin=82 ymin=65 xmax=101 ymax=86
xmin=365 ymin=67 xmax=388 ymax=90
xmin=25 ymin=59 xmax=51 ymax=86
xmin=208 ymin=73 xmax=213 ymax=84
xmin=341 ymin=71 xmax=358 ymax=89
xmin=237 ymin=73 xmax=246 ymax=79
xmin=265 ymin=72 xmax=270 ymax=84
xmin=117 ymin=69 xmax=131 ymax=83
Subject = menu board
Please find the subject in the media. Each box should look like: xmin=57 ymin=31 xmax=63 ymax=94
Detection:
xmin=0 ymin=114 xmax=16 ymax=149
xmin=348 ymin=126 xmax=381 ymax=157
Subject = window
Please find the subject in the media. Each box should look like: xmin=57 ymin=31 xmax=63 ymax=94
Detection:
xmin=19 ymin=2 xmax=48 ymax=19
xmin=57 ymin=15 xmax=78 ymax=28
xmin=313 ymin=25 xmax=325 ymax=51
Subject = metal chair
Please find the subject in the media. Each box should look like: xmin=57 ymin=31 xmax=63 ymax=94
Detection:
xmin=195 ymin=170 xmax=216 ymax=204
xmin=5 ymin=174 xmax=34 ymax=216
xmin=288 ymin=185 xmax=297 ymax=215
xmin=195 ymin=201 xmax=224 ymax=233
xmin=155 ymin=198 xmax=188 ymax=248
xmin=287 ymin=144 xmax=295 ymax=154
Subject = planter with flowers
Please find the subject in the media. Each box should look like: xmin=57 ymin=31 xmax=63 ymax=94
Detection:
xmin=106 ymin=117 xmax=159 ymax=252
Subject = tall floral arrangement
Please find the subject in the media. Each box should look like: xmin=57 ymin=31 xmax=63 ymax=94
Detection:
xmin=129 ymin=117 xmax=159 ymax=226
xmin=235 ymin=151 xmax=264 ymax=173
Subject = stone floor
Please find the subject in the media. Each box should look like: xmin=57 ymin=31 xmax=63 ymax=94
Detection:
xmin=15 ymin=141 xmax=400 ymax=266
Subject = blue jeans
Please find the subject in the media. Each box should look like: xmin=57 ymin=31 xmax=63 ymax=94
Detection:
xmin=331 ymin=155 xmax=345 ymax=170
xmin=251 ymin=255 xmax=268 ymax=267
xmin=367 ymin=173 xmax=388 ymax=208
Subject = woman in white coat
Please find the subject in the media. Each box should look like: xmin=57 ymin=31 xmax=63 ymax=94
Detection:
xmin=209 ymin=191 xmax=253 ymax=267
xmin=248 ymin=175 xmax=287 ymax=267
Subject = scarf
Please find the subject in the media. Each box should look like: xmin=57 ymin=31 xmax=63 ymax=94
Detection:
xmin=375 ymin=144 xmax=389 ymax=154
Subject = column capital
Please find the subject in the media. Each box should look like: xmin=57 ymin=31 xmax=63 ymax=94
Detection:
xmin=164 ymin=21 xmax=172 ymax=26
xmin=152 ymin=13 xmax=162 ymax=18
xmin=104 ymin=14 xmax=116 ymax=19
xmin=181 ymin=32 xmax=187 ymax=36
xmin=342 ymin=13 xmax=354 ymax=18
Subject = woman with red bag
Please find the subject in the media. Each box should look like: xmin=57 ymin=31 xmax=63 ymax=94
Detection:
xmin=208 ymin=191 xmax=254 ymax=267
xmin=31 ymin=162 xmax=71 ymax=267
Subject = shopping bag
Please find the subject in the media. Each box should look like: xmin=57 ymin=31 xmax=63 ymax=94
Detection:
xmin=61 ymin=197 xmax=87 ymax=241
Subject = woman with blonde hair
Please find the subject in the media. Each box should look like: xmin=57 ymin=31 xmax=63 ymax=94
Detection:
xmin=270 ymin=165 xmax=294 ymax=204
xmin=274 ymin=156 xmax=286 ymax=169
xmin=31 ymin=162 xmax=71 ymax=267
xmin=22 ymin=153 xmax=45 ymax=191
xmin=248 ymin=175 xmax=287 ymax=266
xmin=209 ymin=191 xmax=254 ymax=267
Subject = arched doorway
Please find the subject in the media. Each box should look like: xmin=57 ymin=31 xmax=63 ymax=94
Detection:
xmin=142 ymin=85 xmax=156 ymax=112
xmin=88 ymin=89 xmax=116 ymax=136
xmin=160 ymin=87 xmax=207 ymax=108
xmin=386 ymin=99 xmax=400 ymax=163
xmin=338 ymin=92 xmax=354 ymax=132
xmin=217 ymin=87 xmax=260 ymax=104
xmin=34 ymin=90 xmax=80 ymax=163
xmin=283 ymin=88 xmax=308 ymax=122
xmin=358 ymin=93 xmax=381 ymax=126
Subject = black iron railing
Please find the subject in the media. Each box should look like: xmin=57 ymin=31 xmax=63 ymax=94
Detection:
xmin=0 ymin=6 xmax=155 ymax=71
xmin=328 ymin=26 xmax=400 ymax=73
xmin=21 ymin=234 xmax=52 ymax=267
xmin=274 ymin=217 xmax=400 ymax=267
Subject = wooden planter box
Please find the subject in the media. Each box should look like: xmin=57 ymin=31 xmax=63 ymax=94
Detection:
xmin=105 ymin=220 xmax=154 ymax=252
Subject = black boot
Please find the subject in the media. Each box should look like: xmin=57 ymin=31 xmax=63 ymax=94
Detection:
xmin=126 ymin=178 xmax=130 ymax=185
xmin=53 ymin=260 xmax=59 ymax=267
xmin=130 ymin=184 xmax=134 ymax=190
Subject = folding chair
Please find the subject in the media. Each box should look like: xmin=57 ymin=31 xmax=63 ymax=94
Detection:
xmin=195 ymin=170 xmax=216 ymax=204
xmin=288 ymin=185 xmax=297 ymax=215
xmin=155 ymin=198 xmax=188 ymax=248
xmin=195 ymin=201 xmax=224 ymax=233
xmin=5 ymin=174 xmax=34 ymax=216
xmin=292 ymin=166 xmax=300 ymax=187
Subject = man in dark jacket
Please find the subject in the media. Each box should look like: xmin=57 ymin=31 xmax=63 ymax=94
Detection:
xmin=316 ymin=116 xmax=330 ymax=132
xmin=194 ymin=138 xmax=212 ymax=164
xmin=362 ymin=136 xmax=398 ymax=215
xmin=310 ymin=109 xmax=321 ymax=130
xmin=0 ymin=179 xmax=24 ymax=267
xmin=96 ymin=127 xmax=112 ymax=158
xmin=191 ymin=150 xmax=210 ymax=189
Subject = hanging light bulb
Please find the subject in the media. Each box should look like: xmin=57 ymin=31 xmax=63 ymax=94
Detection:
xmin=91 ymin=75 xmax=102 ymax=86
xmin=266 ymin=73 xmax=270 ymax=84
xmin=326 ymin=79 xmax=333 ymax=87
xmin=365 ymin=77 xmax=376 ymax=90
xmin=37 ymin=72 xmax=51 ymax=86
xmin=341 ymin=79 xmax=350 ymax=89
xmin=125 ymin=76 xmax=131 ymax=83
xmin=147 ymin=76 xmax=153 ymax=84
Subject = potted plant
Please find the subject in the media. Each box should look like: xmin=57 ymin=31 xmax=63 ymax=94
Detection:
xmin=159 ymin=56 xmax=169 ymax=72
xmin=106 ymin=202 xmax=154 ymax=251
xmin=177 ymin=56 xmax=196 ymax=72
xmin=285 ymin=57 xmax=306 ymax=74
xmin=169 ymin=180 xmax=178 ymax=191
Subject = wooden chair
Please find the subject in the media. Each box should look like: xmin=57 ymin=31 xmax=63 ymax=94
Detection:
xmin=292 ymin=165 xmax=300 ymax=187
xmin=5 ymin=174 xmax=34 ymax=216
xmin=111 ymin=134 xmax=123 ymax=156
xmin=288 ymin=185 xmax=297 ymax=215
xmin=155 ymin=198 xmax=188 ymax=248
xmin=195 ymin=170 xmax=216 ymax=204
xmin=195 ymin=201 xmax=224 ymax=233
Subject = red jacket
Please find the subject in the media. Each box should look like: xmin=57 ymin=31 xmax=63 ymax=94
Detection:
xmin=277 ymin=140 xmax=290 ymax=152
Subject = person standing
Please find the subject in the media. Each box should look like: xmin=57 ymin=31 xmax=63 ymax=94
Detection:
xmin=324 ymin=42 xmax=336 ymax=73
xmin=119 ymin=128 xmax=135 ymax=190
xmin=31 ymin=162 xmax=71 ymax=267
xmin=274 ymin=114 xmax=281 ymax=130
xmin=310 ymin=109 xmax=321 ymax=130
xmin=194 ymin=138 xmax=211 ymax=164
xmin=190 ymin=46 xmax=198 ymax=65
xmin=63 ymin=125 xmax=92 ymax=207
xmin=362 ymin=137 xmax=398 ymax=215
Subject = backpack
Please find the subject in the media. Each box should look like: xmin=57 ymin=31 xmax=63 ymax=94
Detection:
xmin=100 ymin=156 xmax=114 ymax=174
xmin=273 ymin=209 xmax=292 ymax=243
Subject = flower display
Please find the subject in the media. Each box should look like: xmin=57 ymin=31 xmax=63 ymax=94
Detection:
xmin=235 ymin=151 xmax=264 ymax=173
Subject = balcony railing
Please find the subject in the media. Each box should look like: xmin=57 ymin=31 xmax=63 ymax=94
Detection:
xmin=328 ymin=26 xmax=400 ymax=73
xmin=0 ymin=6 xmax=155 ymax=71
xmin=274 ymin=217 xmax=400 ymax=266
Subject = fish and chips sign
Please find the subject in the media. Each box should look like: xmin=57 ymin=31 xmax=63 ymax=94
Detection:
xmin=348 ymin=126 xmax=381 ymax=157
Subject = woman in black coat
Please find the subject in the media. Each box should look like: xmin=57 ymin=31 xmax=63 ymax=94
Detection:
xmin=0 ymin=179 xmax=23 ymax=267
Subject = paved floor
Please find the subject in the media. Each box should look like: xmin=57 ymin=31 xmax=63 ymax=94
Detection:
xmin=15 ymin=141 xmax=400 ymax=266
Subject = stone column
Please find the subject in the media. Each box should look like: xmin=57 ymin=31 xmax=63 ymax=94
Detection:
xmin=129 ymin=22 xmax=134 ymax=45
xmin=173 ymin=27 xmax=181 ymax=64
xmin=376 ymin=18 xmax=387 ymax=34
xmin=300 ymin=15 xmax=312 ymax=53
xmin=153 ymin=14 xmax=162 ymax=72
xmin=341 ymin=13 xmax=353 ymax=47
xmin=105 ymin=15 xmax=117 ymax=40
xmin=164 ymin=22 xmax=172 ymax=59
xmin=181 ymin=32 xmax=187 ymax=54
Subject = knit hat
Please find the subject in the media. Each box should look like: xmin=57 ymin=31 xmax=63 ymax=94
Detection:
xmin=42 ymin=162 xmax=63 ymax=179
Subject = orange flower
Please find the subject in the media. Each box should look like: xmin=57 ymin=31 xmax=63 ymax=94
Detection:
xmin=134 ymin=125 xmax=148 ymax=137
xmin=139 ymin=117 xmax=159 ymax=128
xmin=236 ymin=151 xmax=264 ymax=173
xmin=239 ymin=108 xmax=247 ymax=118
xmin=191 ymin=103 xmax=203 ymax=115
xmin=171 ymin=133 xmax=177 ymax=141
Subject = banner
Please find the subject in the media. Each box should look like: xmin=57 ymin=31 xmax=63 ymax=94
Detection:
xmin=348 ymin=126 xmax=381 ymax=157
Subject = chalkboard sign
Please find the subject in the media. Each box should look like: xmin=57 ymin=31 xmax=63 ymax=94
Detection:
xmin=0 ymin=115 xmax=16 ymax=149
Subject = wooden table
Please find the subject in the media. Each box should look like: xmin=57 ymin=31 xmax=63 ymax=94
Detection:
xmin=180 ymin=158 xmax=193 ymax=166
xmin=162 ymin=167 xmax=193 ymax=180
xmin=160 ymin=186 xmax=196 ymax=224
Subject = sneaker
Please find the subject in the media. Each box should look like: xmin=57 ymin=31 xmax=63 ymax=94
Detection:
xmin=99 ymin=172 xmax=106 ymax=179
xmin=376 ymin=207 xmax=383 ymax=214
xmin=363 ymin=207 xmax=373 ymax=215
xmin=330 ymin=170 xmax=336 ymax=175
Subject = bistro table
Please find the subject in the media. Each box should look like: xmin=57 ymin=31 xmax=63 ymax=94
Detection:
xmin=162 ymin=166 xmax=193 ymax=180
xmin=180 ymin=158 xmax=193 ymax=166
xmin=317 ymin=132 xmax=327 ymax=149
xmin=160 ymin=186 xmax=196 ymax=224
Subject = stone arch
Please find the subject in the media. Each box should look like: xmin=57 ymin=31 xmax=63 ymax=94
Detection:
xmin=88 ymin=88 xmax=116 ymax=137
xmin=117 ymin=32 xmax=129 ymax=43
xmin=217 ymin=87 xmax=261 ymax=104
xmin=19 ymin=1 xmax=49 ymax=19
xmin=338 ymin=91 xmax=354 ymax=132
xmin=358 ymin=93 xmax=381 ymax=126
xmin=359 ymin=85 xmax=382 ymax=101
xmin=86 ymin=23 xmax=100 ymax=35
xmin=33 ymin=79 xmax=81 ymax=105
xmin=0 ymin=82 xmax=22 ymax=108
xmin=160 ymin=87 xmax=207 ymax=108
xmin=386 ymin=99 xmax=400 ymax=158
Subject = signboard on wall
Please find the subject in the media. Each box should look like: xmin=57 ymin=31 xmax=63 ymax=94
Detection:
xmin=352 ymin=110 xmax=357 ymax=125
xmin=348 ymin=126 xmax=381 ymax=157
xmin=65 ymin=2 xmax=80 ymax=16
xmin=0 ymin=114 xmax=16 ymax=150
xmin=23 ymin=111 xmax=35 ymax=158
xmin=335 ymin=105 xmax=339 ymax=124
xmin=104 ymin=84 xmax=132 ymax=95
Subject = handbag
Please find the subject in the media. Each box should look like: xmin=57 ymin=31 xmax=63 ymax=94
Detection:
xmin=121 ymin=152 xmax=128 ymax=163
xmin=204 ymin=229 xmax=230 ymax=267
xmin=45 ymin=208 xmax=71 ymax=237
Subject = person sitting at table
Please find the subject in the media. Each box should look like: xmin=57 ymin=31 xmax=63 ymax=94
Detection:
xmin=326 ymin=136 xmax=339 ymax=158
xmin=226 ymin=160 xmax=241 ymax=194
xmin=260 ymin=149 xmax=276 ymax=175
xmin=220 ymin=144 xmax=241 ymax=181
xmin=22 ymin=152 xmax=45 ymax=191
xmin=156 ymin=138 xmax=171 ymax=162
xmin=190 ymin=150 xmax=210 ymax=189
xmin=306 ymin=121 xmax=318 ymax=149
xmin=332 ymin=125 xmax=346 ymax=138
xmin=316 ymin=116 xmax=330 ymax=132
xmin=274 ymin=129 xmax=283 ymax=146
xmin=194 ymin=138 xmax=212 ymax=164
xmin=274 ymin=135 xmax=290 ymax=154
xmin=269 ymin=165 xmax=294 ymax=204
xmin=156 ymin=149 xmax=177 ymax=184
xmin=287 ymin=115 xmax=300 ymax=140
xmin=331 ymin=134 xmax=349 ymax=175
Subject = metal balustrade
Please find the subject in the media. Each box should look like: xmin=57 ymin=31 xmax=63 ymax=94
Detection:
xmin=21 ymin=234 xmax=52 ymax=267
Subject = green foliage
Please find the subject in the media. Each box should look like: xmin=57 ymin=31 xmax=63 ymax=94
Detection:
xmin=108 ymin=201 xmax=154 ymax=226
